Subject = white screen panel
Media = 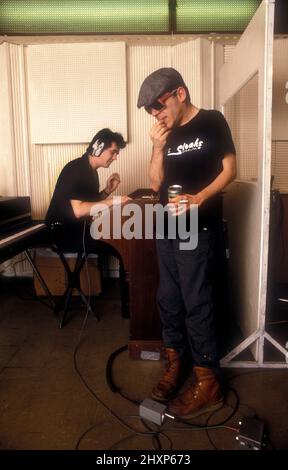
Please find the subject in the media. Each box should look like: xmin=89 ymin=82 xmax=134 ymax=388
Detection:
xmin=218 ymin=0 xmax=275 ymax=365
xmin=27 ymin=43 xmax=127 ymax=143
xmin=272 ymin=39 xmax=288 ymax=141
xmin=272 ymin=141 xmax=288 ymax=193
xmin=224 ymin=73 xmax=258 ymax=182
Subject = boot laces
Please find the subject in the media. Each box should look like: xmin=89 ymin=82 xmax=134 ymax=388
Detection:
xmin=161 ymin=358 xmax=181 ymax=385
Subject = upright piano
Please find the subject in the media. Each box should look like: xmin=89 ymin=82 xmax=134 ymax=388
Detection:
xmin=90 ymin=189 xmax=163 ymax=358
xmin=0 ymin=196 xmax=54 ymax=306
xmin=0 ymin=194 xmax=163 ymax=357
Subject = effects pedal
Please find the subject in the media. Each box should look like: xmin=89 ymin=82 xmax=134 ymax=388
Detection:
xmin=236 ymin=417 xmax=265 ymax=450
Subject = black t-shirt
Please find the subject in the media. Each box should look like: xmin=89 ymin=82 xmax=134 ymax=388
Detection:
xmin=160 ymin=109 xmax=236 ymax=227
xmin=45 ymin=153 xmax=100 ymax=227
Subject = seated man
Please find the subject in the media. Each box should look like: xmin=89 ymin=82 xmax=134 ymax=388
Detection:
xmin=45 ymin=128 xmax=129 ymax=250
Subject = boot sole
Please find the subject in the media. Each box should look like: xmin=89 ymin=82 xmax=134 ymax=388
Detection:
xmin=151 ymin=391 xmax=171 ymax=402
xmin=172 ymin=398 xmax=225 ymax=420
xmin=151 ymin=386 xmax=182 ymax=402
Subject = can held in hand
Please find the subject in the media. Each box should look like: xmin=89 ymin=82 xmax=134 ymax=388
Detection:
xmin=168 ymin=185 xmax=182 ymax=201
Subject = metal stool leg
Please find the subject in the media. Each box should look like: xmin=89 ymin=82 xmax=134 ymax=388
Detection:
xmin=53 ymin=250 xmax=99 ymax=327
xmin=60 ymin=287 xmax=74 ymax=328
xmin=54 ymin=285 xmax=70 ymax=315
xmin=78 ymin=288 xmax=100 ymax=321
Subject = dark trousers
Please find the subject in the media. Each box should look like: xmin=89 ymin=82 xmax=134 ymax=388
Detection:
xmin=156 ymin=229 xmax=219 ymax=368
xmin=47 ymin=221 xmax=121 ymax=261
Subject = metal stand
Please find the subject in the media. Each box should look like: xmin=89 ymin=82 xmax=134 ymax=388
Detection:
xmin=24 ymin=249 xmax=55 ymax=309
xmin=220 ymin=328 xmax=288 ymax=368
xmin=53 ymin=251 xmax=100 ymax=328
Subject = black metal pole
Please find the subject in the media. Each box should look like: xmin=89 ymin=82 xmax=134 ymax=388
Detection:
xmin=169 ymin=0 xmax=177 ymax=34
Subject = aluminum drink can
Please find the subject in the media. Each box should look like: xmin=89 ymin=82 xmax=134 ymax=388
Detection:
xmin=168 ymin=184 xmax=182 ymax=201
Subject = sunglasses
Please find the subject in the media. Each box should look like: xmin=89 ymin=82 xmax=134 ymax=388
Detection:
xmin=145 ymin=89 xmax=178 ymax=115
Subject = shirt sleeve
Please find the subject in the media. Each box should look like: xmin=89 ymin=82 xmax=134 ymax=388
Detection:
xmin=215 ymin=111 xmax=236 ymax=157
xmin=57 ymin=164 xmax=86 ymax=201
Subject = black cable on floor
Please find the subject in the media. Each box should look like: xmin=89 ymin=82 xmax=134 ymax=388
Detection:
xmin=74 ymin=225 xmax=161 ymax=449
xmin=106 ymin=345 xmax=243 ymax=435
xmin=74 ymin=423 xmax=99 ymax=450
xmin=79 ymin=303 xmax=248 ymax=449
xmin=159 ymin=384 xmax=239 ymax=451
xmin=107 ymin=433 xmax=137 ymax=451
xmin=73 ymin=340 xmax=164 ymax=450
xmin=105 ymin=344 xmax=141 ymax=405
xmin=141 ymin=418 xmax=174 ymax=451
xmin=204 ymin=385 xmax=240 ymax=450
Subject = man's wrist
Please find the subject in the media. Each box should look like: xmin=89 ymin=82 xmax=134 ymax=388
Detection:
xmin=152 ymin=145 xmax=165 ymax=155
xmin=199 ymin=188 xmax=210 ymax=202
xmin=102 ymin=189 xmax=110 ymax=197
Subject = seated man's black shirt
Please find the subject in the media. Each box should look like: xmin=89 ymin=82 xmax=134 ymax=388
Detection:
xmin=46 ymin=153 xmax=101 ymax=241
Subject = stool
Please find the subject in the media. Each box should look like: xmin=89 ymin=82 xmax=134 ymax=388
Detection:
xmin=53 ymin=248 xmax=100 ymax=328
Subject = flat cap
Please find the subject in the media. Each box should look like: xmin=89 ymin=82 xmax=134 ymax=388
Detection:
xmin=137 ymin=67 xmax=186 ymax=108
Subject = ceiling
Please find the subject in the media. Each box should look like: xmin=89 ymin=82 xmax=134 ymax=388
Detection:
xmin=0 ymin=0 xmax=262 ymax=35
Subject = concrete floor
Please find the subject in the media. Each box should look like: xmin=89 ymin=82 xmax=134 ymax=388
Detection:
xmin=0 ymin=275 xmax=287 ymax=452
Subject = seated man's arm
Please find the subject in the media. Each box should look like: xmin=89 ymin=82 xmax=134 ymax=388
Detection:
xmin=71 ymin=196 xmax=130 ymax=219
xmin=70 ymin=199 xmax=114 ymax=219
xmin=70 ymin=173 xmax=128 ymax=218
xmin=85 ymin=172 xmax=121 ymax=202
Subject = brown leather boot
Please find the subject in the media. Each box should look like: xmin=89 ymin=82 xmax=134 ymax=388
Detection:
xmin=168 ymin=366 xmax=224 ymax=418
xmin=151 ymin=348 xmax=186 ymax=402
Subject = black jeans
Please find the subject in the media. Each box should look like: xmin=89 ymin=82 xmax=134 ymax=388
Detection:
xmin=156 ymin=228 xmax=219 ymax=368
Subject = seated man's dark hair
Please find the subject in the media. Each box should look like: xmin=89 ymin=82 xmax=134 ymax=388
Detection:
xmin=86 ymin=128 xmax=126 ymax=156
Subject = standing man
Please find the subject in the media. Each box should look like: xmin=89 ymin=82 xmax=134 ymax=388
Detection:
xmin=137 ymin=68 xmax=236 ymax=418
xmin=46 ymin=128 xmax=129 ymax=249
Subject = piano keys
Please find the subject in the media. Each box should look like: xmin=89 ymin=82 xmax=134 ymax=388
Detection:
xmin=0 ymin=196 xmax=46 ymax=262
xmin=0 ymin=196 xmax=54 ymax=306
xmin=0 ymin=222 xmax=46 ymax=262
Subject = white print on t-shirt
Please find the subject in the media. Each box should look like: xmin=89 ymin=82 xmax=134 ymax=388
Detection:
xmin=167 ymin=138 xmax=204 ymax=156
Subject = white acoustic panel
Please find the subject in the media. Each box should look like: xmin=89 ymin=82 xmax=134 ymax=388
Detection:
xmin=224 ymin=44 xmax=236 ymax=64
xmin=272 ymin=39 xmax=288 ymax=141
xmin=224 ymin=73 xmax=258 ymax=182
xmin=124 ymin=44 xmax=171 ymax=195
xmin=9 ymin=43 xmax=31 ymax=196
xmin=27 ymin=42 xmax=204 ymax=220
xmin=172 ymin=39 xmax=202 ymax=108
xmin=0 ymin=43 xmax=16 ymax=196
xmin=26 ymin=43 xmax=127 ymax=143
xmin=272 ymin=141 xmax=288 ymax=193
xmin=219 ymin=0 xmax=275 ymax=366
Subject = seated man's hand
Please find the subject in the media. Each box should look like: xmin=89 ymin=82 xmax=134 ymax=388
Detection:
xmin=90 ymin=196 xmax=131 ymax=219
xmin=118 ymin=195 xmax=131 ymax=205
xmin=109 ymin=195 xmax=131 ymax=206
xmin=105 ymin=173 xmax=121 ymax=194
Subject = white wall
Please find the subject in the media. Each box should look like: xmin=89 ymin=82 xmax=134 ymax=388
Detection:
xmin=0 ymin=37 xmax=214 ymax=219
xmin=26 ymin=43 xmax=128 ymax=143
xmin=0 ymin=43 xmax=16 ymax=196
xmin=272 ymin=39 xmax=288 ymax=193
xmin=225 ymin=40 xmax=288 ymax=193
xmin=0 ymin=36 xmax=214 ymax=275
xmin=2 ymin=38 xmax=286 ymax=208
xmin=272 ymin=39 xmax=288 ymax=141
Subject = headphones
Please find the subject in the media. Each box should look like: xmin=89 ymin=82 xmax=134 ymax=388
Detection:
xmin=91 ymin=139 xmax=105 ymax=157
